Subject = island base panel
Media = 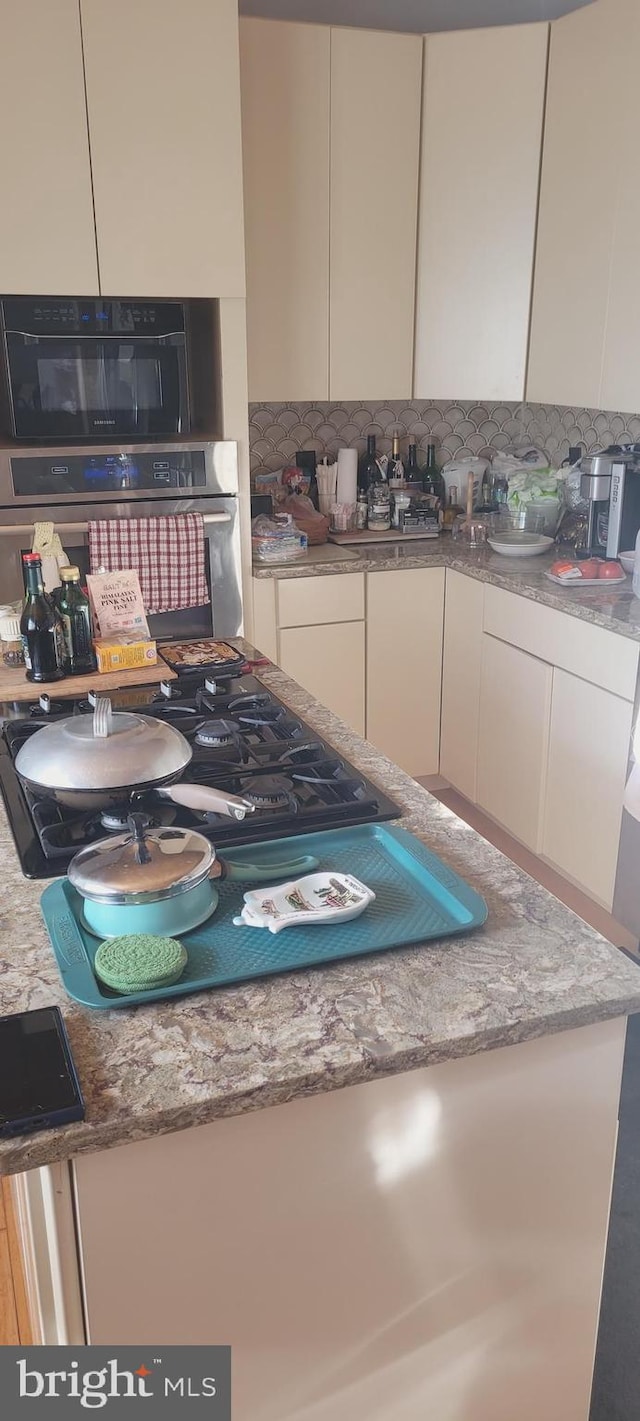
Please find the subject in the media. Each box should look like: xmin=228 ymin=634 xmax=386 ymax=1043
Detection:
xmin=66 ymin=1017 xmax=625 ymax=1420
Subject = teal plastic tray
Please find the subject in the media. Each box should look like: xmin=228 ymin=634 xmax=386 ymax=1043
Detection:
xmin=40 ymin=824 xmax=488 ymax=1010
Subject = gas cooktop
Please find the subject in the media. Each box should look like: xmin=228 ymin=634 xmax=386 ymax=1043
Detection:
xmin=0 ymin=671 xmax=400 ymax=878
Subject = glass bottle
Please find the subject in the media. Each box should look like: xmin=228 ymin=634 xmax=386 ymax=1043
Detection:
xmin=422 ymin=443 xmax=446 ymax=510
xmin=388 ymin=432 xmax=405 ymax=487
xmin=367 ymin=466 xmax=391 ymax=532
xmin=359 ymin=434 xmax=379 ymax=494
xmin=405 ymin=443 xmax=422 ymax=491
xmin=442 ymin=484 xmax=464 ymax=530
xmin=58 ymin=566 xmax=96 ymax=674
xmin=20 ymin=554 xmax=65 ymax=682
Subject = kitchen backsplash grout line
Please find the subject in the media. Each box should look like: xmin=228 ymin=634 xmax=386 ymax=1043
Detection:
xmin=249 ymin=399 xmax=640 ymax=482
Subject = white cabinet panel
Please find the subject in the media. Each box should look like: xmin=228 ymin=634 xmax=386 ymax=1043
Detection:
xmin=415 ymin=24 xmax=547 ymax=402
xmin=366 ymin=568 xmax=444 ymax=777
xmin=329 ymin=27 xmax=422 ymax=400
xmin=82 ymin=0 xmax=245 ymax=297
xmin=527 ymin=0 xmax=631 ymax=406
xmin=440 ymin=570 xmax=484 ymax=800
xmin=477 ymin=633 xmax=552 ymax=852
xmin=277 ymin=573 xmax=364 ymax=629
xmin=0 ymin=0 xmax=98 ymax=295
xmin=483 ymin=584 xmax=639 ymax=702
xmin=240 ymin=20 xmax=330 ymax=401
xmin=543 ymin=670 xmax=633 ymax=909
xmin=279 ymin=622 xmax=365 ymax=735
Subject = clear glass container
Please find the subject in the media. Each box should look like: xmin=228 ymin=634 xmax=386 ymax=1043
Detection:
xmin=367 ymin=481 xmax=391 ymax=531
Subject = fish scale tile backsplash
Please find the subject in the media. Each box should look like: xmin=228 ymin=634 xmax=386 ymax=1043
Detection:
xmin=249 ymin=400 xmax=640 ymax=481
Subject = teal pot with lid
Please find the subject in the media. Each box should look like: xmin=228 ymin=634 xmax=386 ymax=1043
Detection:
xmin=67 ymin=814 xmax=318 ymax=939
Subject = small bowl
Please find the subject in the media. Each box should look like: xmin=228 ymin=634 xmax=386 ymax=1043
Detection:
xmin=620 ymin=551 xmax=636 ymax=574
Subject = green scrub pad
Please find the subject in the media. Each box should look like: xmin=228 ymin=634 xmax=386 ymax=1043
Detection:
xmin=94 ymin=933 xmax=188 ymax=995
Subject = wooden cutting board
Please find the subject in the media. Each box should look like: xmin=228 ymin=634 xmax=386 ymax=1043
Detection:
xmin=0 ymin=657 xmax=176 ymax=702
xmin=328 ymin=527 xmax=441 ymax=545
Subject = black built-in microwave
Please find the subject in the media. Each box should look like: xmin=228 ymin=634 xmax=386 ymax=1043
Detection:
xmin=0 ymin=298 xmax=190 ymax=442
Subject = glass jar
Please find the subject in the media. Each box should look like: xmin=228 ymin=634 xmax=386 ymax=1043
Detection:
xmin=367 ymin=481 xmax=391 ymax=532
xmin=0 ymin=614 xmax=25 ymax=668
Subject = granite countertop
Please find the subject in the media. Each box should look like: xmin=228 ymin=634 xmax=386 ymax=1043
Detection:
xmin=2 ymin=641 xmax=640 ymax=1174
xmin=254 ymin=541 xmax=640 ymax=643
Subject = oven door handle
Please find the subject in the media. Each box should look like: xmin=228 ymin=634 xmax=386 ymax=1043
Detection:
xmin=0 ymin=513 xmax=231 ymax=535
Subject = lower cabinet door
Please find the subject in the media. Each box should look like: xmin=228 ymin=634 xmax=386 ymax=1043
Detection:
xmin=279 ymin=621 xmax=365 ymax=735
xmin=543 ymin=669 xmax=633 ymax=908
xmin=440 ymin=569 xmax=484 ymax=798
xmin=477 ymin=634 xmax=552 ymax=851
xmin=366 ymin=567 xmax=444 ymax=777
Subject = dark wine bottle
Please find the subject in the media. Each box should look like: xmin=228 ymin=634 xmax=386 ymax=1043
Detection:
xmin=406 ymin=443 xmax=422 ymax=489
xmin=422 ymin=443 xmax=446 ymax=508
xmin=58 ymin=566 xmax=96 ymax=674
xmin=388 ymin=432 xmax=405 ymax=486
xmin=20 ymin=554 xmax=65 ymax=682
xmin=359 ymin=434 xmax=379 ymax=493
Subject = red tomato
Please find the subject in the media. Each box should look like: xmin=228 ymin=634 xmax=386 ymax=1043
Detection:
xmin=599 ymin=561 xmax=623 ymax=579
xmin=578 ymin=559 xmax=603 ymax=578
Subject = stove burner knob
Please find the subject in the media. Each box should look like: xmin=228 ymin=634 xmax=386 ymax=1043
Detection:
xmin=160 ymin=680 xmax=174 ymax=698
xmin=38 ymin=693 xmax=51 ymax=714
xmin=204 ymin=677 xmax=218 ymax=695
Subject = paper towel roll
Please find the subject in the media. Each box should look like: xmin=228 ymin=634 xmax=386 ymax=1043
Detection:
xmin=336 ymin=447 xmax=358 ymax=504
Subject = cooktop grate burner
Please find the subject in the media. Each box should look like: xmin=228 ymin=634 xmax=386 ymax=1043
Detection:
xmin=242 ymin=776 xmax=297 ymax=811
xmin=0 ymin=672 xmax=400 ymax=877
xmin=195 ymin=718 xmax=242 ymax=748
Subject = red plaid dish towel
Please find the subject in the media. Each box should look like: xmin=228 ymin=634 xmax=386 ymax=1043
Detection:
xmin=88 ymin=514 xmax=209 ymax=615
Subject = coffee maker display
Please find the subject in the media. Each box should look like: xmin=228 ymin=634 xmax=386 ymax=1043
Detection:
xmin=579 ymin=448 xmax=640 ymax=558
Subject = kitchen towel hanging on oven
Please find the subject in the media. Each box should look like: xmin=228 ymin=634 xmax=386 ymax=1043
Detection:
xmin=87 ymin=514 xmax=209 ymax=614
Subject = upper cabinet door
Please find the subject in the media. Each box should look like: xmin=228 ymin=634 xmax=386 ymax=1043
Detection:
xmin=415 ymin=24 xmax=547 ymax=403
xmin=598 ymin=3 xmax=640 ymax=413
xmin=0 ymin=0 xmax=98 ymax=296
xmin=240 ymin=19 xmax=330 ymax=402
xmin=81 ymin=0 xmax=245 ymax=298
xmin=527 ymin=0 xmax=631 ymax=408
xmin=329 ymin=28 xmax=422 ymax=400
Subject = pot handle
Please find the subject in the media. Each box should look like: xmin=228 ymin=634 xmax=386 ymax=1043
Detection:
xmin=93 ymin=698 xmax=114 ymax=738
xmin=156 ymin=783 xmax=256 ymax=821
xmin=220 ymin=854 xmax=319 ymax=883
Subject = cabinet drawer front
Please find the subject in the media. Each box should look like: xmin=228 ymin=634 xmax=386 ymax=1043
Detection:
xmin=543 ymin=670 xmax=633 ymax=909
xmin=277 ymin=574 xmax=365 ymax=628
xmin=279 ymin=623 xmax=365 ymax=735
xmin=483 ymin=584 xmax=639 ymax=701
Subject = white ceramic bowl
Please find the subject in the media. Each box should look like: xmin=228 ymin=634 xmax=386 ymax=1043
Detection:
xmin=487 ymin=534 xmax=554 ymax=559
xmin=619 ymin=551 xmax=636 ymax=574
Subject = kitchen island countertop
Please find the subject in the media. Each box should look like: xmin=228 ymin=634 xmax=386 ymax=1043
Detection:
xmin=1 ymin=640 xmax=640 ymax=1174
xmin=253 ymin=540 xmax=640 ymax=642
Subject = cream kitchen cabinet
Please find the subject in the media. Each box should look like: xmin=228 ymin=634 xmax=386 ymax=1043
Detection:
xmin=366 ymin=568 xmax=444 ymax=777
xmin=477 ymin=634 xmax=553 ymax=853
xmin=240 ymin=19 xmax=330 ymax=402
xmin=543 ymin=671 xmax=633 ymax=908
xmin=81 ymin=0 xmax=245 ymax=298
xmin=329 ymin=28 xmax=422 ymax=400
xmin=440 ymin=569 xmax=484 ymax=801
xmin=0 ymin=0 xmax=99 ymax=295
xmin=527 ymin=0 xmax=635 ymax=407
xmin=240 ymin=19 xmax=421 ymax=402
xmin=279 ymin=622 xmax=365 ymax=737
xmin=414 ymin=23 xmax=548 ymax=402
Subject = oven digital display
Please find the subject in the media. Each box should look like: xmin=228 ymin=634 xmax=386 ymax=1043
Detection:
xmin=11 ymin=451 xmax=207 ymax=497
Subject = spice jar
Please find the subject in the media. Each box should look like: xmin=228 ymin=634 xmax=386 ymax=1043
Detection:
xmin=0 ymin=615 xmax=25 ymax=668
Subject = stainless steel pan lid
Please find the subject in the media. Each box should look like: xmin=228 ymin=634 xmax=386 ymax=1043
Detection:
xmin=15 ymin=697 xmax=191 ymax=793
xmin=68 ymin=815 xmax=215 ymax=904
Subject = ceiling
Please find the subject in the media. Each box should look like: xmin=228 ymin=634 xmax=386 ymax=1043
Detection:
xmin=238 ymin=0 xmax=592 ymax=32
